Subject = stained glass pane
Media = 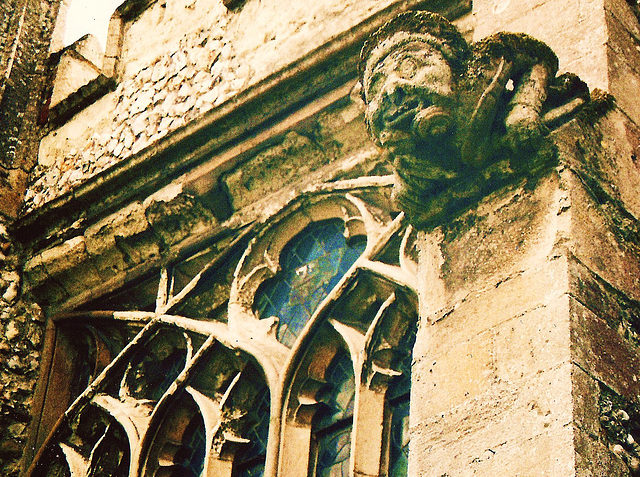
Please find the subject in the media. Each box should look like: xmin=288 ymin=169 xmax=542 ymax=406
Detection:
xmin=387 ymin=323 xmax=416 ymax=477
xmin=312 ymin=350 xmax=355 ymax=477
xmin=236 ymin=389 xmax=270 ymax=477
xmin=255 ymin=219 xmax=366 ymax=347
xmin=314 ymin=351 xmax=355 ymax=429
xmin=171 ymin=413 xmax=206 ymax=477
xmin=316 ymin=427 xmax=351 ymax=477
xmin=389 ymin=399 xmax=410 ymax=477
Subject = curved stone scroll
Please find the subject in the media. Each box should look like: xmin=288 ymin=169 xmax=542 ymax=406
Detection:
xmin=359 ymin=11 xmax=590 ymax=228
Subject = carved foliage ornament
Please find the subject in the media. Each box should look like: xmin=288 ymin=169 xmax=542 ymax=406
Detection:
xmin=359 ymin=11 xmax=590 ymax=228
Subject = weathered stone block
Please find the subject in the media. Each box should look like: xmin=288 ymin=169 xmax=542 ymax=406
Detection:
xmin=571 ymin=297 xmax=640 ymax=401
xmin=568 ymin=171 xmax=640 ymax=302
xmin=574 ymin=426 xmax=630 ymax=477
xmin=313 ymin=102 xmax=368 ymax=159
xmin=493 ymin=293 xmax=571 ymax=383
xmin=22 ymin=254 xmax=68 ymax=305
xmin=605 ymin=0 xmax=640 ymax=43
xmin=584 ymin=111 xmax=640 ymax=221
xmin=608 ymin=43 xmax=640 ymax=127
xmin=415 ymin=257 xmax=569 ymax=361
xmin=412 ymin=329 xmax=494 ymax=420
xmin=38 ymin=236 xmax=103 ymax=297
xmin=440 ymin=174 xmax=561 ymax=295
xmin=474 ymin=0 xmax=609 ymax=89
xmin=569 ymin=258 xmax=640 ymax=351
xmin=410 ymin=363 xmax=574 ymax=476
xmin=572 ymin=364 xmax=604 ymax=442
xmin=50 ymin=35 xmax=103 ymax=108
xmin=145 ymin=193 xmax=216 ymax=247
xmin=606 ymin=10 xmax=640 ymax=76
xmin=223 ymin=132 xmax=330 ymax=211
xmin=84 ymin=201 xmax=150 ymax=277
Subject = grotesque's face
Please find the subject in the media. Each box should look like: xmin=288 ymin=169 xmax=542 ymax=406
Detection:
xmin=363 ymin=31 xmax=455 ymax=159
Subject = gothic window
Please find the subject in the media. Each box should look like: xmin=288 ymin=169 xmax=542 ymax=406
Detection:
xmin=29 ymin=189 xmax=419 ymax=477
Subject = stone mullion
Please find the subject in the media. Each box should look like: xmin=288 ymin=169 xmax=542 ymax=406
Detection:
xmin=278 ymin=423 xmax=314 ymax=477
xmin=351 ymin=386 xmax=386 ymax=477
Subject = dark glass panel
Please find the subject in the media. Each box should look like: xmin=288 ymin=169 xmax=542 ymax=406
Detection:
xmin=312 ymin=349 xmax=355 ymax=477
xmin=235 ymin=389 xmax=270 ymax=477
xmin=315 ymin=426 xmax=351 ymax=477
xmin=386 ymin=323 xmax=416 ymax=477
xmin=171 ymin=413 xmax=206 ymax=477
xmin=388 ymin=399 xmax=410 ymax=477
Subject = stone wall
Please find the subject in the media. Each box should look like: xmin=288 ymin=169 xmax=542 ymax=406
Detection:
xmin=6 ymin=0 xmax=640 ymax=475
xmin=0 ymin=1 xmax=59 ymax=475
xmin=0 ymin=0 xmax=60 ymax=218
xmin=26 ymin=0 xmax=403 ymax=213
xmin=473 ymin=0 xmax=640 ymax=125
xmin=0 ymin=218 xmax=44 ymax=476
xmin=407 ymin=107 xmax=640 ymax=474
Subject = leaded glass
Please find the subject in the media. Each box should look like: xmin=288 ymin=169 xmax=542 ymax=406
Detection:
xmin=314 ymin=350 xmax=355 ymax=428
xmin=388 ymin=399 xmax=410 ymax=477
xmin=316 ymin=426 xmax=351 ymax=477
xmin=171 ymin=412 xmax=206 ymax=477
xmin=312 ymin=350 xmax=355 ymax=477
xmin=387 ymin=324 xmax=416 ymax=477
xmin=255 ymin=219 xmax=366 ymax=347
xmin=236 ymin=388 xmax=270 ymax=477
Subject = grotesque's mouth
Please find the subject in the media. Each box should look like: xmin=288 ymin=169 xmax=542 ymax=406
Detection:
xmin=382 ymin=95 xmax=423 ymax=130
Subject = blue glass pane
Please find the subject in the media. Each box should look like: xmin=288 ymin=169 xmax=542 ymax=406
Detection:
xmin=387 ymin=324 xmax=416 ymax=477
xmin=255 ymin=220 xmax=366 ymax=347
xmin=316 ymin=427 xmax=351 ymax=477
xmin=243 ymin=391 xmax=270 ymax=461
xmin=314 ymin=351 xmax=355 ymax=429
xmin=172 ymin=413 xmax=206 ymax=477
xmin=236 ymin=389 xmax=269 ymax=477
xmin=389 ymin=400 xmax=410 ymax=477
xmin=312 ymin=350 xmax=355 ymax=477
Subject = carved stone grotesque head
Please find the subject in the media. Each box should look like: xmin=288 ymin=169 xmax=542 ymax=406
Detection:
xmin=360 ymin=11 xmax=589 ymax=228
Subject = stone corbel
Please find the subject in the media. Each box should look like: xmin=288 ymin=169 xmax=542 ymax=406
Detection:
xmin=359 ymin=11 xmax=593 ymax=229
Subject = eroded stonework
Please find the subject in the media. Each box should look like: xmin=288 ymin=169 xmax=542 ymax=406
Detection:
xmin=359 ymin=11 xmax=589 ymax=228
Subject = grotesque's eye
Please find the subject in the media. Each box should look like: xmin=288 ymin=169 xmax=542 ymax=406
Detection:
xmin=398 ymin=56 xmax=418 ymax=79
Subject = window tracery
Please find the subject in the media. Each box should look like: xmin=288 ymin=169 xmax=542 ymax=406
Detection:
xmin=29 ymin=188 xmax=419 ymax=477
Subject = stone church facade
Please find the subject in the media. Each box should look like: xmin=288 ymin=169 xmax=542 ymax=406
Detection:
xmin=2 ymin=0 xmax=640 ymax=475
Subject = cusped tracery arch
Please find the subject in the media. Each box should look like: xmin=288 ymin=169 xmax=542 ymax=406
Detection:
xmin=30 ymin=185 xmax=420 ymax=477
